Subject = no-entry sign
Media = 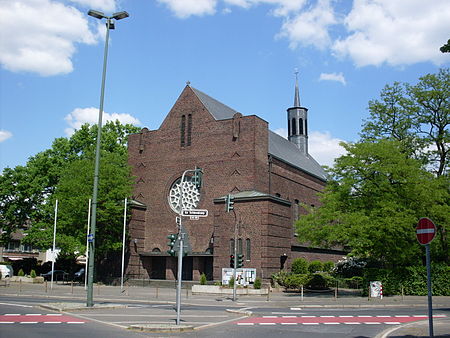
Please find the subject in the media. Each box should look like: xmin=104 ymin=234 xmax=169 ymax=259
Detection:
xmin=416 ymin=217 xmax=436 ymax=245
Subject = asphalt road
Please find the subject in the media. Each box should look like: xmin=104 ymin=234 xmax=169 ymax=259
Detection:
xmin=2 ymin=295 xmax=449 ymax=337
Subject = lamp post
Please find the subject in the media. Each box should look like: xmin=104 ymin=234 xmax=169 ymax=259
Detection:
xmin=86 ymin=9 xmax=129 ymax=307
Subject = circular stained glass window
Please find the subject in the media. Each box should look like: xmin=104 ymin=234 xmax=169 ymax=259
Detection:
xmin=168 ymin=177 xmax=200 ymax=213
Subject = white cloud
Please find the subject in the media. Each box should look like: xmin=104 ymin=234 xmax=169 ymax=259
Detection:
xmin=332 ymin=0 xmax=450 ymax=66
xmin=319 ymin=72 xmax=346 ymax=85
xmin=0 ymin=0 xmax=98 ymax=76
xmin=157 ymin=0 xmax=218 ymax=18
xmin=278 ymin=0 xmax=337 ymax=49
xmin=64 ymin=107 xmax=141 ymax=136
xmin=274 ymin=128 xmax=346 ymax=167
xmin=0 ymin=130 xmax=13 ymax=142
xmin=69 ymin=0 xmax=116 ymax=12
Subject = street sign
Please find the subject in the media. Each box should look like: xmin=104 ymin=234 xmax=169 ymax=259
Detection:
xmin=416 ymin=217 xmax=436 ymax=245
xmin=87 ymin=234 xmax=94 ymax=243
xmin=181 ymin=209 xmax=208 ymax=217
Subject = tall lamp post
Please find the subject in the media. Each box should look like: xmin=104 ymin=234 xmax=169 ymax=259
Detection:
xmin=86 ymin=9 xmax=129 ymax=307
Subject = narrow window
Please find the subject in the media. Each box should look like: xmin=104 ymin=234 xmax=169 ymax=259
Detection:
xmin=291 ymin=118 xmax=296 ymax=135
xmin=238 ymin=238 xmax=243 ymax=255
xmin=180 ymin=115 xmax=186 ymax=147
xmin=229 ymin=239 xmax=235 ymax=255
xmin=246 ymin=238 xmax=251 ymax=260
xmin=299 ymin=118 xmax=304 ymax=135
xmin=187 ymin=114 xmax=192 ymax=146
xmin=288 ymin=118 xmax=291 ymax=136
xmin=305 ymin=119 xmax=308 ymax=136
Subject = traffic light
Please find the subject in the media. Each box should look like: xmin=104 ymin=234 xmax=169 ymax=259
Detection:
xmin=236 ymin=254 xmax=244 ymax=268
xmin=230 ymin=255 xmax=235 ymax=268
xmin=167 ymin=234 xmax=177 ymax=256
xmin=225 ymin=194 xmax=234 ymax=212
xmin=192 ymin=167 xmax=203 ymax=189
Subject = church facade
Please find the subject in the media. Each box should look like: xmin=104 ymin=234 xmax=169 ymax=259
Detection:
xmin=126 ymin=81 xmax=344 ymax=282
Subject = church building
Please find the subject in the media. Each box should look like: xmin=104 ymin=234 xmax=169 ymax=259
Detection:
xmin=126 ymin=79 xmax=344 ymax=282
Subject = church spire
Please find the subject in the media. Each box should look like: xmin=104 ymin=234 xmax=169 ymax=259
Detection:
xmin=287 ymin=70 xmax=309 ymax=155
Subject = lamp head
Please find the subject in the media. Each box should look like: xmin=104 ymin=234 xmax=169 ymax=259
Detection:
xmin=112 ymin=11 xmax=129 ymax=20
xmin=88 ymin=9 xmax=106 ymax=19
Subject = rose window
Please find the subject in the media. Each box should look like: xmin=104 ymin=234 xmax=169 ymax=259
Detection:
xmin=168 ymin=177 xmax=200 ymax=213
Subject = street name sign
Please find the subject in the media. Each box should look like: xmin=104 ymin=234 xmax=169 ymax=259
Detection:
xmin=416 ymin=217 xmax=436 ymax=245
xmin=181 ymin=209 xmax=208 ymax=217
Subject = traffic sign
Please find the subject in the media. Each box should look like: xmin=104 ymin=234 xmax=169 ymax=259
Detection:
xmin=87 ymin=234 xmax=94 ymax=243
xmin=416 ymin=217 xmax=436 ymax=245
xmin=181 ymin=209 xmax=208 ymax=217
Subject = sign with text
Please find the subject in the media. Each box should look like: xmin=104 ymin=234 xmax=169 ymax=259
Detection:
xmin=181 ymin=209 xmax=208 ymax=217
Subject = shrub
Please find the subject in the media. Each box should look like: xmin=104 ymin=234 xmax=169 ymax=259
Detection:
xmin=344 ymin=276 xmax=363 ymax=289
xmin=284 ymin=274 xmax=309 ymax=290
xmin=323 ymin=261 xmax=335 ymax=273
xmin=30 ymin=270 xmax=37 ymax=278
xmin=308 ymin=261 xmax=324 ymax=273
xmin=228 ymin=276 xmax=235 ymax=288
xmin=333 ymin=257 xmax=367 ymax=277
xmin=291 ymin=258 xmax=309 ymax=274
xmin=253 ymin=278 xmax=262 ymax=289
xmin=306 ymin=273 xmax=335 ymax=290
xmin=18 ymin=269 xmax=25 ymax=277
xmin=199 ymin=273 xmax=207 ymax=285
xmin=271 ymin=270 xmax=290 ymax=287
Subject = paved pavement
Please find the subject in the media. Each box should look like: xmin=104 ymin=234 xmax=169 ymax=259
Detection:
xmin=1 ymin=281 xmax=449 ymax=336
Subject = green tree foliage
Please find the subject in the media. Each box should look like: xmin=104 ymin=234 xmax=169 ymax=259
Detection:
xmin=361 ymin=68 xmax=449 ymax=177
xmin=291 ymin=258 xmax=309 ymax=274
xmin=1 ymin=121 xmax=140 ymax=255
xmin=440 ymin=39 xmax=450 ymax=53
xmin=296 ymin=139 xmax=450 ymax=266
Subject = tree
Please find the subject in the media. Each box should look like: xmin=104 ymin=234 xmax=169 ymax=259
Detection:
xmin=1 ymin=121 xmax=140 ymax=251
xmin=440 ymin=39 xmax=450 ymax=53
xmin=295 ymin=140 xmax=450 ymax=266
xmin=361 ymin=68 xmax=449 ymax=177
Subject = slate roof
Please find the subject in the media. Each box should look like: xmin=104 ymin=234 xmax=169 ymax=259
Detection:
xmin=191 ymin=86 xmax=327 ymax=182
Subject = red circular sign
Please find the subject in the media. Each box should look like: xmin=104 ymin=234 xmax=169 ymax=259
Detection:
xmin=416 ymin=217 xmax=436 ymax=245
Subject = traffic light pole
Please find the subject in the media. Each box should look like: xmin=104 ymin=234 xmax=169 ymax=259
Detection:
xmin=233 ymin=211 xmax=237 ymax=302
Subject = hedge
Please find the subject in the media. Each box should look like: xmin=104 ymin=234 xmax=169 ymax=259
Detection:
xmin=363 ymin=264 xmax=450 ymax=296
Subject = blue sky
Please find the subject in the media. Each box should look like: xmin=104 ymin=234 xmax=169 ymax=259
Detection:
xmin=1 ymin=0 xmax=449 ymax=171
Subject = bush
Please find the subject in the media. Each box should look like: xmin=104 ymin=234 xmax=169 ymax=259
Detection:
xmin=18 ymin=269 xmax=25 ymax=277
xmin=344 ymin=276 xmax=364 ymax=289
xmin=271 ymin=270 xmax=290 ymax=287
xmin=323 ymin=261 xmax=335 ymax=273
xmin=253 ymin=278 xmax=262 ymax=289
xmin=283 ymin=274 xmax=309 ymax=290
xmin=229 ymin=276 xmax=235 ymax=288
xmin=199 ymin=273 xmax=207 ymax=285
xmin=291 ymin=258 xmax=309 ymax=274
xmin=30 ymin=269 xmax=37 ymax=278
xmin=308 ymin=261 xmax=324 ymax=273
xmin=306 ymin=273 xmax=335 ymax=290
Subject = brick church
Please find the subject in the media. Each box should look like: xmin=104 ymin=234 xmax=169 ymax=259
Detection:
xmin=126 ymin=79 xmax=344 ymax=282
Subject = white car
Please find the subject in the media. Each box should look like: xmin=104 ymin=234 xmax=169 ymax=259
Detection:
xmin=0 ymin=264 xmax=14 ymax=278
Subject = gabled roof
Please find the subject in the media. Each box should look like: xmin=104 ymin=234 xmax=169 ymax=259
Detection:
xmin=190 ymin=86 xmax=327 ymax=182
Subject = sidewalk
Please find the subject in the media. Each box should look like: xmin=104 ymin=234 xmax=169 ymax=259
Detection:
xmin=1 ymin=281 xmax=449 ymax=335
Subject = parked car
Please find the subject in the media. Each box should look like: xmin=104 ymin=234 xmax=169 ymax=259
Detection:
xmin=0 ymin=264 xmax=14 ymax=278
xmin=41 ymin=270 xmax=68 ymax=281
xmin=73 ymin=268 xmax=85 ymax=282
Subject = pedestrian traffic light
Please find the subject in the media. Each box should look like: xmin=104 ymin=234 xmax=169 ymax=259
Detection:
xmin=225 ymin=194 xmax=234 ymax=212
xmin=192 ymin=167 xmax=203 ymax=189
xmin=236 ymin=254 xmax=244 ymax=268
xmin=230 ymin=255 xmax=235 ymax=268
xmin=167 ymin=234 xmax=177 ymax=256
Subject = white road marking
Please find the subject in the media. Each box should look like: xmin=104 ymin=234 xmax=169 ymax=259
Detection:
xmin=237 ymin=323 xmax=254 ymax=326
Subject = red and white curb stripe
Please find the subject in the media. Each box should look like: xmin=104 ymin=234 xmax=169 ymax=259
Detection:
xmin=0 ymin=314 xmax=86 ymax=324
xmin=236 ymin=314 xmax=446 ymax=326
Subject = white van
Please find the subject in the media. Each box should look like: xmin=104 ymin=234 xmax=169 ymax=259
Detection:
xmin=0 ymin=264 xmax=14 ymax=278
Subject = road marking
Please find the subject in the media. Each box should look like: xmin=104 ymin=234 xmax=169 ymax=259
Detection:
xmin=259 ymin=323 xmax=276 ymax=325
xmin=395 ymin=315 xmax=410 ymax=317
xmin=282 ymin=316 xmax=297 ymax=318
xmin=302 ymin=323 xmax=319 ymax=325
xmin=385 ymin=322 xmax=401 ymax=325
xmin=320 ymin=316 xmax=335 ymax=318
xmin=26 ymin=314 xmax=41 ymax=316
xmin=262 ymin=316 xmax=277 ymax=318
xmin=339 ymin=315 xmax=354 ymax=317
xmin=323 ymin=322 xmax=340 ymax=325
xmin=0 ymin=303 xmax=33 ymax=308
xmin=364 ymin=322 xmax=381 ymax=325
xmin=344 ymin=322 xmax=361 ymax=325
xmin=44 ymin=322 xmax=61 ymax=324
xmin=4 ymin=314 xmax=20 ymax=316
xmin=237 ymin=323 xmax=254 ymax=326
xmin=20 ymin=322 xmax=38 ymax=324
xmin=281 ymin=322 xmax=297 ymax=325
xmin=0 ymin=322 xmax=15 ymax=324
xmin=290 ymin=307 xmax=302 ymax=311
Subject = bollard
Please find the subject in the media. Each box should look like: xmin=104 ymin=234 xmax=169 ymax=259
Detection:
xmin=45 ymin=280 xmax=48 ymax=293
xmin=19 ymin=279 xmax=22 ymax=293
xmin=401 ymin=286 xmax=404 ymax=301
xmin=266 ymin=288 xmax=270 ymax=302
xmin=97 ymin=283 xmax=100 ymax=296
xmin=186 ymin=286 xmax=189 ymax=299
xmin=334 ymin=281 xmax=338 ymax=300
xmin=71 ymin=281 xmax=74 ymax=294
xmin=301 ymin=285 xmax=304 ymax=301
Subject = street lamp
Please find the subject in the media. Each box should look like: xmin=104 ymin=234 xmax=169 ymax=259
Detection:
xmin=86 ymin=9 xmax=129 ymax=308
